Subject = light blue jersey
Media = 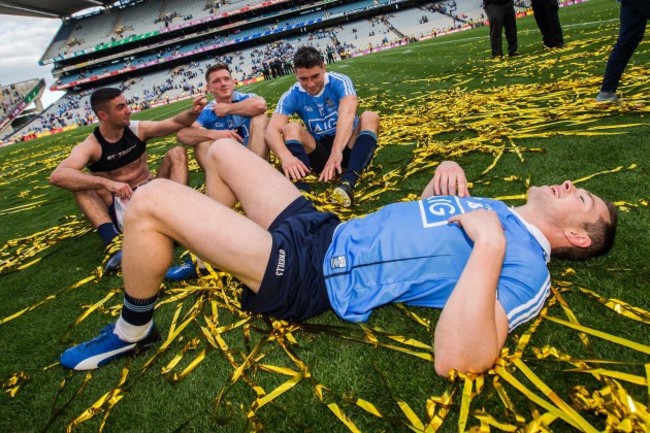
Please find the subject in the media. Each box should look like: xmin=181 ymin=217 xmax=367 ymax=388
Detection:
xmin=197 ymin=91 xmax=254 ymax=145
xmin=275 ymin=72 xmax=359 ymax=139
xmin=324 ymin=196 xmax=551 ymax=331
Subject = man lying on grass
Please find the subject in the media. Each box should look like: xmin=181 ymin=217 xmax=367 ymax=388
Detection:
xmin=60 ymin=138 xmax=617 ymax=376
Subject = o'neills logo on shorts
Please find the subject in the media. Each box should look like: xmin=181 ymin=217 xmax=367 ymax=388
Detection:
xmin=275 ymin=249 xmax=286 ymax=276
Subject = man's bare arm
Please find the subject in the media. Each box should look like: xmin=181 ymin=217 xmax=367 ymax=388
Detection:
xmin=213 ymin=96 xmax=267 ymax=117
xmin=177 ymin=122 xmax=243 ymax=146
xmin=265 ymin=113 xmax=310 ymax=180
xmin=49 ymin=140 xmax=132 ymax=198
xmin=319 ymin=95 xmax=358 ymax=182
xmin=138 ymin=95 xmax=207 ymax=140
xmin=433 ymin=210 xmax=509 ymax=376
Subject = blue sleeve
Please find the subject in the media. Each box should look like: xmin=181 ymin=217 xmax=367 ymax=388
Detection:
xmin=275 ymin=88 xmax=297 ymax=116
xmin=196 ymin=106 xmax=213 ymax=128
xmin=497 ymin=249 xmax=551 ymax=332
xmin=330 ymin=73 xmax=357 ymax=99
xmin=233 ymin=91 xmax=253 ymax=102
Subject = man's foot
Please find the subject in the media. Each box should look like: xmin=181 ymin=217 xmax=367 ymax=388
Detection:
xmin=331 ymin=181 xmax=354 ymax=207
xmin=104 ymin=250 xmax=122 ymax=273
xmin=595 ymin=91 xmax=619 ymax=104
xmin=60 ymin=323 xmax=160 ymax=370
xmin=165 ymin=255 xmax=200 ymax=281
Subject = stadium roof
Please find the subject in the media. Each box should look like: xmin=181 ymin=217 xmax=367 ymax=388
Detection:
xmin=0 ymin=0 xmax=114 ymax=18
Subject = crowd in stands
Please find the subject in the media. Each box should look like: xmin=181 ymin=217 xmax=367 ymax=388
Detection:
xmin=1 ymin=87 xmax=24 ymax=118
xmin=1 ymin=83 xmax=37 ymax=119
xmin=4 ymin=0 xmax=539 ymax=142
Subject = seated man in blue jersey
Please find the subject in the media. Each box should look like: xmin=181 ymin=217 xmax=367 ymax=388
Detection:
xmin=166 ymin=62 xmax=269 ymax=281
xmin=265 ymin=46 xmax=380 ymax=207
xmin=49 ymin=88 xmax=207 ymax=273
xmin=60 ymin=138 xmax=617 ymax=375
xmin=177 ymin=62 xmax=269 ymax=166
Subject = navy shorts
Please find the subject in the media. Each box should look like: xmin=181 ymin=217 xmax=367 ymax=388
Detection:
xmin=308 ymin=135 xmax=351 ymax=173
xmin=241 ymin=196 xmax=340 ymax=321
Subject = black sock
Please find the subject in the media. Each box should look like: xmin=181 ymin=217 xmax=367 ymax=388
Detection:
xmin=285 ymin=140 xmax=311 ymax=169
xmin=98 ymin=223 xmax=120 ymax=246
xmin=121 ymin=293 xmax=158 ymax=326
xmin=341 ymin=131 xmax=377 ymax=185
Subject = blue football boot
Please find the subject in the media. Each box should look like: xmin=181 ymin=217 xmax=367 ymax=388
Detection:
xmin=60 ymin=323 xmax=160 ymax=370
xmin=164 ymin=255 xmax=199 ymax=281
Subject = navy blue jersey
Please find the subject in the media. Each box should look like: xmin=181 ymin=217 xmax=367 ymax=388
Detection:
xmin=324 ymin=197 xmax=551 ymax=331
xmin=196 ymin=91 xmax=255 ymax=145
xmin=275 ymin=72 xmax=359 ymax=139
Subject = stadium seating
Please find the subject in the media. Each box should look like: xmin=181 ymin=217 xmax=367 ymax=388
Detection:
xmin=10 ymin=0 xmax=535 ymax=140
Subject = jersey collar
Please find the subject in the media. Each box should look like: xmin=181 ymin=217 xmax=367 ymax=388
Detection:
xmin=509 ymin=208 xmax=552 ymax=263
xmin=297 ymin=72 xmax=330 ymax=97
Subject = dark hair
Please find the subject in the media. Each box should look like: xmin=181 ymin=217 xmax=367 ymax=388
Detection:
xmin=205 ymin=63 xmax=231 ymax=83
xmin=293 ymin=46 xmax=323 ymax=69
xmin=90 ymin=87 xmax=122 ymax=115
xmin=552 ymin=200 xmax=618 ymax=260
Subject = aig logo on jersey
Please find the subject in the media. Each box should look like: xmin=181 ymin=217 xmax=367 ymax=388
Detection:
xmin=419 ymin=196 xmax=489 ymax=228
xmin=308 ymin=111 xmax=337 ymax=135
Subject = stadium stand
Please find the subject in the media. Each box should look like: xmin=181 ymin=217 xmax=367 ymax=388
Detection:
xmin=0 ymin=79 xmax=46 ymax=141
xmin=4 ymin=0 xmax=536 ymax=142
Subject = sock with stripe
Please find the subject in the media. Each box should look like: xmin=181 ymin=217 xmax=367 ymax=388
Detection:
xmin=114 ymin=293 xmax=158 ymax=342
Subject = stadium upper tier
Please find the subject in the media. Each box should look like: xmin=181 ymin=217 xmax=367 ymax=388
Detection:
xmin=41 ymin=0 xmax=296 ymax=63
xmin=8 ymin=0 xmax=536 ymax=141
xmin=0 ymin=78 xmax=45 ymax=140
xmin=48 ymin=0 xmax=409 ymax=90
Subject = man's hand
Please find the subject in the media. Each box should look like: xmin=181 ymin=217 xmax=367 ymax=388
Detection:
xmin=281 ymin=155 xmax=310 ymax=181
xmin=448 ymin=209 xmax=505 ymax=248
xmin=215 ymin=129 xmax=243 ymax=143
xmin=190 ymin=95 xmax=208 ymax=113
xmin=213 ymin=102 xmax=231 ymax=117
xmin=105 ymin=180 xmax=133 ymax=199
xmin=432 ymin=161 xmax=470 ymax=197
xmin=319 ymin=149 xmax=344 ymax=182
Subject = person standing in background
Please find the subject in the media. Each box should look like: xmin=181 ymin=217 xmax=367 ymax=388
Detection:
xmin=483 ymin=0 xmax=519 ymax=58
xmin=596 ymin=0 xmax=649 ymax=103
xmin=531 ymin=0 xmax=565 ymax=49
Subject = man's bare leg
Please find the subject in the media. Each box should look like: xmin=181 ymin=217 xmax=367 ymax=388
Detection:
xmin=157 ymin=146 xmax=189 ymax=185
xmin=128 ymin=138 xmax=301 ymax=293
xmin=74 ymin=189 xmax=113 ymax=229
xmin=123 ymin=180 xmax=273 ymax=297
xmin=61 ymin=139 xmax=313 ymax=370
xmin=192 ymin=140 xmax=212 ymax=172
xmin=203 ymin=138 xmax=302 ymax=229
xmin=247 ymin=113 xmax=269 ymax=160
xmin=74 ymin=189 xmax=122 ymax=268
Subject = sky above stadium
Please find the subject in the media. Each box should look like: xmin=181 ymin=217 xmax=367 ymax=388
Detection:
xmin=0 ymin=15 xmax=66 ymax=107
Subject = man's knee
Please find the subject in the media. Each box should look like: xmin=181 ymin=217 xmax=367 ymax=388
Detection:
xmin=126 ymin=179 xmax=168 ymax=224
xmin=206 ymin=138 xmax=242 ymax=166
xmin=166 ymin=146 xmax=187 ymax=165
xmin=250 ymin=113 xmax=269 ymax=131
xmin=360 ymin=111 xmax=380 ymax=131
xmin=282 ymin=122 xmax=304 ymax=141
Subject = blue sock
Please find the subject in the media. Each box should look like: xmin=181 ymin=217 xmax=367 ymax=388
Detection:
xmin=285 ymin=140 xmax=310 ymax=168
xmin=342 ymin=131 xmax=377 ymax=185
xmin=121 ymin=293 xmax=158 ymax=326
xmin=98 ymin=223 xmax=120 ymax=246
